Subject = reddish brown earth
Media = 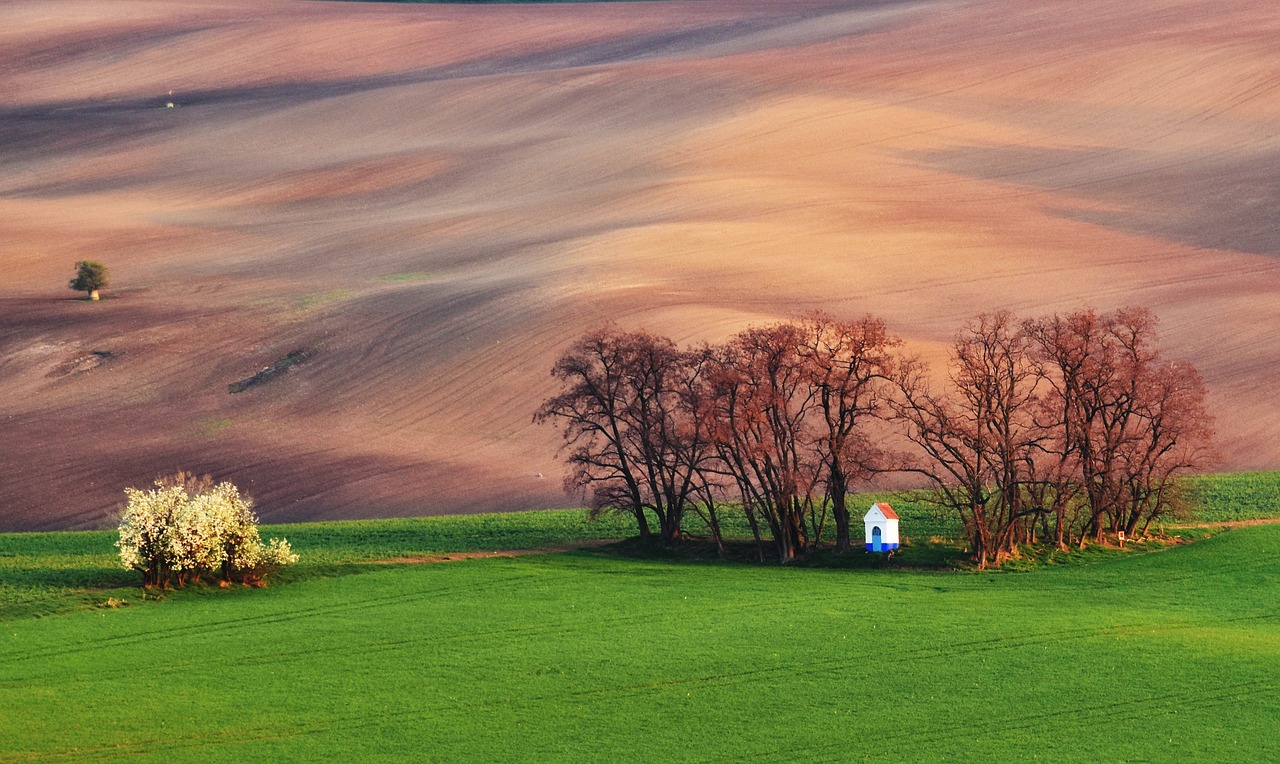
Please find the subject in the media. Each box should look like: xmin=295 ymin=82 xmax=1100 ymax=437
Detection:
xmin=2 ymin=0 xmax=1278 ymax=531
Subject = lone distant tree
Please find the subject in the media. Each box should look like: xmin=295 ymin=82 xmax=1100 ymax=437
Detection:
xmin=69 ymin=261 xmax=109 ymax=301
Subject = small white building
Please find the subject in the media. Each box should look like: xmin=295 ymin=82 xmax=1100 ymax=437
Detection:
xmin=864 ymin=502 xmax=900 ymax=552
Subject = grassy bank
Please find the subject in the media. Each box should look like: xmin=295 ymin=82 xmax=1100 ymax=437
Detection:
xmin=0 ymin=509 xmax=635 ymax=621
xmin=3 ymin=472 xmax=1277 ymax=621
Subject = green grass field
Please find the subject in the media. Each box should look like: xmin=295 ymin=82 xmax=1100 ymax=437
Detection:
xmin=2 ymin=474 xmax=1278 ymax=761
xmin=1186 ymin=471 xmax=1280 ymax=522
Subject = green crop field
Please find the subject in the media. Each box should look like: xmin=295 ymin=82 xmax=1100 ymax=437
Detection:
xmin=2 ymin=474 xmax=1278 ymax=761
xmin=1185 ymin=471 xmax=1280 ymax=522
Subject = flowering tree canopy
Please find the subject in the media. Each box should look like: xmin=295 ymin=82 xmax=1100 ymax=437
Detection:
xmin=117 ymin=475 xmax=297 ymax=588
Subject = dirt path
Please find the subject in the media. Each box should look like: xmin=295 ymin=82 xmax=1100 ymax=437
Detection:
xmin=1177 ymin=518 xmax=1280 ymax=530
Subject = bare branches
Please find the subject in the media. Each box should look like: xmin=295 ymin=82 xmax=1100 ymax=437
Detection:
xmin=704 ymin=323 xmax=818 ymax=563
xmin=892 ymin=307 xmax=1217 ymax=567
xmin=1023 ymin=308 xmax=1215 ymax=543
xmin=536 ymin=307 xmax=1215 ymax=567
xmin=797 ymin=312 xmax=901 ymax=552
xmin=534 ymin=325 xmax=715 ymax=544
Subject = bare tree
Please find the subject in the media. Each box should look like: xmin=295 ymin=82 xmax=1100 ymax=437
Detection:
xmin=705 ymin=324 xmax=819 ymax=563
xmin=1023 ymin=310 xmax=1102 ymax=547
xmin=1116 ymin=359 xmax=1215 ymax=535
xmin=1025 ymin=308 xmax=1215 ymax=544
xmin=891 ymin=312 xmax=1043 ymax=568
xmin=675 ymin=345 xmax=732 ymax=556
xmin=797 ymin=312 xmax=900 ymax=552
xmin=535 ymin=326 xmax=714 ymax=544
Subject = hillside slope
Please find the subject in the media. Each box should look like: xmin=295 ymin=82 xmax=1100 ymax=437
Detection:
xmin=2 ymin=0 xmax=1279 ymax=529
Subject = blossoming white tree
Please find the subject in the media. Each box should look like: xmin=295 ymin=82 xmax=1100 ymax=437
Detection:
xmin=117 ymin=475 xmax=297 ymax=588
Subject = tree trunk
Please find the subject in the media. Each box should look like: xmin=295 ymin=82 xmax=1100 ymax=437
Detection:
xmin=831 ymin=478 xmax=851 ymax=554
xmin=776 ymin=532 xmax=796 ymax=564
xmin=659 ymin=513 xmax=681 ymax=545
xmin=706 ymin=504 xmax=726 ymax=558
xmin=743 ymin=505 xmax=766 ymax=562
xmin=829 ymin=458 xmax=849 ymax=547
xmin=633 ymin=507 xmax=652 ymax=542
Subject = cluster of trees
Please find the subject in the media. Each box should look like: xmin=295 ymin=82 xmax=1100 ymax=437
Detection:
xmin=893 ymin=308 xmax=1214 ymax=566
xmin=535 ymin=314 xmax=904 ymax=564
xmin=117 ymin=472 xmax=297 ymax=588
xmin=536 ymin=308 xmax=1214 ymax=567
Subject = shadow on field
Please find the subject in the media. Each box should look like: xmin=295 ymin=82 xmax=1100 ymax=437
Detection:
xmin=578 ymin=537 xmax=968 ymax=570
xmin=0 ymin=566 xmax=138 ymax=621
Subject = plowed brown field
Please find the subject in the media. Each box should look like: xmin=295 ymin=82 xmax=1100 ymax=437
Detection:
xmin=3 ymin=0 xmax=1278 ymax=530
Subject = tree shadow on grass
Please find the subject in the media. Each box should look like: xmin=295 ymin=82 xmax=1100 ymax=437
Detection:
xmin=0 ymin=568 xmax=138 ymax=621
xmin=578 ymin=537 xmax=968 ymax=570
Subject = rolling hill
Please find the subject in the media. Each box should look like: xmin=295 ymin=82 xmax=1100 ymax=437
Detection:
xmin=3 ymin=0 xmax=1279 ymax=530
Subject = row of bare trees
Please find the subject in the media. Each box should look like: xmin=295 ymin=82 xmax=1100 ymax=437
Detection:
xmin=893 ymin=308 xmax=1214 ymax=566
xmin=536 ymin=308 xmax=1214 ymax=567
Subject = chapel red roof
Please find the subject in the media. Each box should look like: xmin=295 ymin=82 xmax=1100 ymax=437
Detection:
xmin=873 ymin=502 xmax=899 ymax=520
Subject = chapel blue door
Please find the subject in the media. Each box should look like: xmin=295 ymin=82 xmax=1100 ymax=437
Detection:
xmin=872 ymin=525 xmax=882 ymax=552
